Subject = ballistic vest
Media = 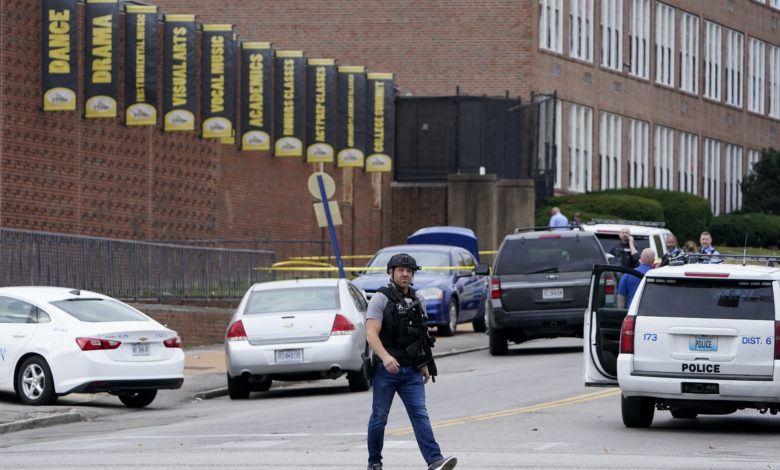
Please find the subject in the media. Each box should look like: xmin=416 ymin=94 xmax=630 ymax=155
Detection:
xmin=377 ymin=285 xmax=425 ymax=367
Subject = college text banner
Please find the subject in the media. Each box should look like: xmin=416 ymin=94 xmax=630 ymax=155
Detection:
xmin=124 ymin=5 xmax=158 ymax=126
xmin=84 ymin=0 xmax=119 ymax=118
xmin=162 ymin=14 xmax=197 ymax=132
xmin=366 ymin=73 xmax=394 ymax=172
xmin=201 ymin=25 xmax=236 ymax=139
xmin=337 ymin=66 xmax=367 ymax=168
xmin=41 ymin=0 xmax=78 ymax=111
xmin=273 ymin=51 xmax=304 ymax=157
xmin=240 ymin=42 xmax=272 ymax=151
xmin=305 ymin=59 xmax=337 ymax=163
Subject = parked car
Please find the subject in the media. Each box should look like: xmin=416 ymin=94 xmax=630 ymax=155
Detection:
xmin=225 ymin=278 xmax=371 ymax=398
xmin=487 ymin=228 xmax=609 ymax=355
xmin=584 ymin=255 xmax=780 ymax=428
xmin=0 ymin=286 xmax=184 ymax=408
xmin=581 ymin=219 xmax=674 ymax=264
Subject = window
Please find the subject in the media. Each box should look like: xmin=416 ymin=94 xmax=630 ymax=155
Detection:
xmin=538 ymin=97 xmax=562 ymax=189
xmin=600 ymin=112 xmax=622 ymax=189
xmin=679 ymin=12 xmax=699 ymax=94
xmin=703 ymin=138 xmax=721 ymax=215
xmin=629 ymin=0 xmax=650 ymax=79
xmin=678 ymin=132 xmax=698 ymax=195
xmin=655 ymin=3 xmax=675 ymax=87
xmin=725 ymin=28 xmax=744 ymax=108
xmin=570 ymin=0 xmax=593 ymax=61
xmin=770 ymin=45 xmax=780 ymax=119
xmin=245 ymin=286 xmax=341 ymax=314
xmin=704 ymin=21 xmax=722 ymax=101
xmin=628 ymin=119 xmax=649 ymax=187
xmin=600 ymin=0 xmax=622 ymax=70
xmin=0 ymin=297 xmax=36 ymax=324
xmin=748 ymin=38 xmax=766 ymax=114
xmin=747 ymin=149 xmax=761 ymax=172
xmin=52 ymin=298 xmax=150 ymax=322
xmin=724 ymin=144 xmax=743 ymax=213
xmin=654 ymin=126 xmax=674 ymax=190
xmin=568 ymin=103 xmax=592 ymax=193
xmin=540 ymin=0 xmax=563 ymax=53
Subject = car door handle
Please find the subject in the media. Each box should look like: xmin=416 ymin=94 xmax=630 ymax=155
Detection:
xmin=12 ymin=332 xmax=26 ymax=338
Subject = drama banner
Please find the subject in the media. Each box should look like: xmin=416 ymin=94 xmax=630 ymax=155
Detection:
xmin=365 ymin=73 xmax=394 ymax=172
xmin=84 ymin=0 xmax=119 ymax=118
xmin=240 ymin=42 xmax=272 ymax=150
xmin=41 ymin=0 xmax=77 ymax=111
xmin=124 ymin=5 xmax=158 ymax=126
xmin=201 ymin=24 xmax=236 ymax=139
xmin=221 ymin=32 xmax=238 ymax=145
xmin=305 ymin=59 xmax=337 ymax=163
xmin=337 ymin=66 xmax=367 ymax=168
xmin=162 ymin=14 xmax=197 ymax=132
xmin=274 ymin=50 xmax=304 ymax=157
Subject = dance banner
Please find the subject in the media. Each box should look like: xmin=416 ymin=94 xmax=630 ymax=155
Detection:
xmin=305 ymin=59 xmax=337 ymax=163
xmin=273 ymin=50 xmax=304 ymax=157
xmin=365 ymin=73 xmax=394 ymax=172
xmin=240 ymin=42 xmax=273 ymax=151
xmin=84 ymin=0 xmax=118 ymax=118
xmin=337 ymin=66 xmax=367 ymax=168
xmin=41 ymin=0 xmax=77 ymax=111
xmin=162 ymin=14 xmax=197 ymax=132
xmin=201 ymin=24 xmax=236 ymax=139
xmin=124 ymin=5 xmax=158 ymax=126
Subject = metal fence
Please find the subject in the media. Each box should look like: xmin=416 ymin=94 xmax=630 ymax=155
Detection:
xmin=0 ymin=228 xmax=332 ymax=303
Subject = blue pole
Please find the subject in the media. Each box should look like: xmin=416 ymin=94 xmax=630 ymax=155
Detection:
xmin=317 ymin=175 xmax=346 ymax=278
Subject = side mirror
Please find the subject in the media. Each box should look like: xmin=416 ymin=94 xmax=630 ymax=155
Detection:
xmin=474 ymin=263 xmax=490 ymax=276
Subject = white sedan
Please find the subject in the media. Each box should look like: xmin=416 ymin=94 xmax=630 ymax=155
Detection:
xmin=225 ymin=278 xmax=371 ymax=398
xmin=0 ymin=286 xmax=184 ymax=408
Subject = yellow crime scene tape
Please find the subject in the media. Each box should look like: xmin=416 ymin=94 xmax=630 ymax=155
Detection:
xmin=254 ymin=260 xmax=485 ymax=272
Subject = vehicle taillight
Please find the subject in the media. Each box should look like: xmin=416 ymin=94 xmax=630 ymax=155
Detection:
xmin=490 ymin=277 xmax=501 ymax=299
xmin=604 ymin=274 xmax=615 ymax=295
xmin=76 ymin=338 xmax=122 ymax=351
xmin=619 ymin=316 xmax=636 ymax=354
xmin=775 ymin=322 xmax=780 ymax=359
xmin=164 ymin=336 xmax=183 ymax=348
xmin=331 ymin=314 xmax=355 ymax=335
xmin=226 ymin=320 xmax=247 ymax=341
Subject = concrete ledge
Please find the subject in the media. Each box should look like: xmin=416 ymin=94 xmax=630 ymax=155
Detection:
xmin=0 ymin=409 xmax=85 ymax=434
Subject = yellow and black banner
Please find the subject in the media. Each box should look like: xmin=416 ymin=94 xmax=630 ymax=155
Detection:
xmin=162 ymin=14 xmax=197 ymax=132
xmin=273 ymin=50 xmax=304 ymax=157
xmin=84 ymin=0 xmax=119 ymax=118
xmin=305 ymin=59 xmax=337 ymax=163
xmin=124 ymin=5 xmax=158 ymax=126
xmin=337 ymin=66 xmax=367 ymax=168
xmin=201 ymin=24 xmax=236 ymax=139
xmin=41 ymin=0 xmax=77 ymax=111
xmin=240 ymin=42 xmax=272 ymax=151
xmin=221 ymin=32 xmax=238 ymax=145
xmin=366 ymin=73 xmax=394 ymax=172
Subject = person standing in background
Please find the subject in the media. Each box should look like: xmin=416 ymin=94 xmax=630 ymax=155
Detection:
xmin=549 ymin=207 xmax=569 ymax=230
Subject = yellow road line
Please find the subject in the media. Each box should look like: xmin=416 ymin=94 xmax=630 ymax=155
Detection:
xmin=387 ymin=388 xmax=620 ymax=436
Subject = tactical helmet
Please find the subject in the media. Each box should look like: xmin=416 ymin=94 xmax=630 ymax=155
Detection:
xmin=386 ymin=253 xmax=420 ymax=271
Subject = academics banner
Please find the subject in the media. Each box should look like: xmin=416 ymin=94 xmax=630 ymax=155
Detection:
xmin=240 ymin=42 xmax=273 ymax=150
xmin=201 ymin=24 xmax=236 ymax=139
xmin=305 ymin=59 xmax=337 ymax=163
xmin=273 ymin=51 xmax=304 ymax=157
xmin=84 ymin=0 xmax=119 ymax=118
xmin=365 ymin=73 xmax=394 ymax=172
xmin=41 ymin=0 xmax=78 ymax=111
xmin=336 ymin=66 xmax=367 ymax=168
xmin=124 ymin=5 xmax=158 ymax=126
xmin=162 ymin=14 xmax=197 ymax=132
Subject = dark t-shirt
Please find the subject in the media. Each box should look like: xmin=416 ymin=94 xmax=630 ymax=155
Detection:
xmin=610 ymin=242 xmax=639 ymax=268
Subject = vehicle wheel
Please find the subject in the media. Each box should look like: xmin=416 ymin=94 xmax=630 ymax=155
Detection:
xmin=670 ymin=409 xmax=698 ymax=419
xmin=118 ymin=389 xmax=157 ymax=408
xmin=438 ymin=299 xmax=458 ymax=337
xmin=489 ymin=328 xmax=509 ymax=356
xmin=472 ymin=301 xmax=488 ymax=333
xmin=227 ymin=372 xmax=251 ymax=399
xmin=16 ymin=356 xmax=57 ymax=406
xmin=252 ymin=377 xmax=272 ymax=392
xmin=621 ymin=395 xmax=655 ymax=428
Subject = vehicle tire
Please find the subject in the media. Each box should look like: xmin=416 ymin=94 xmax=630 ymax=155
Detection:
xmin=16 ymin=356 xmax=57 ymax=406
xmin=621 ymin=395 xmax=655 ymax=428
xmin=118 ymin=389 xmax=157 ymax=408
xmin=489 ymin=328 xmax=509 ymax=356
xmin=438 ymin=299 xmax=458 ymax=337
xmin=670 ymin=409 xmax=698 ymax=419
xmin=252 ymin=377 xmax=272 ymax=392
xmin=472 ymin=301 xmax=488 ymax=333
xmin=227 ymin=372 xmax=251 ymax=399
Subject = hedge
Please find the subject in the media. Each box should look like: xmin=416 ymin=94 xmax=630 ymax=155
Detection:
xmin=710 ymin=213 xmax=780 ymax=248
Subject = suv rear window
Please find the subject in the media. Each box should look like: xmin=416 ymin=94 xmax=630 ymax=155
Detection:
xmin=637 ymin=279 xmax=775 ymax=320
xmin=595 ymin=233 xmax=651 ymax=253
xmin=495 ymin=236 xmax=605 ymax=274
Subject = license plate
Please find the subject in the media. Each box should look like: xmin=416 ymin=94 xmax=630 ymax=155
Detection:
xmin=132 ymin=343 xmax=151 ymax=356
xmin=542 ymin=288 xmax=564 ymax=300
xmin=275 ymin=348 xmax=303 ymax=364
xmin=689 ymin=336 xmax=718 ymax=352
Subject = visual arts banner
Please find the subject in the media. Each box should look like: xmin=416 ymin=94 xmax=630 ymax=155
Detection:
xmin=162 ymin=14 xmax=197 ymax=132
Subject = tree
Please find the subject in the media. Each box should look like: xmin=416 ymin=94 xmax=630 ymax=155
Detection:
xmin=741 ymin=148 xmax=780 ymax=215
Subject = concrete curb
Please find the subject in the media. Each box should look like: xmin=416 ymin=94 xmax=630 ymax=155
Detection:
xmin=0 ymin=409 xmax=85 ymax=434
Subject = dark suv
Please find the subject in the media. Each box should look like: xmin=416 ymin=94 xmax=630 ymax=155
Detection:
xmin=486 ymin=229 xmax=609 ymax=355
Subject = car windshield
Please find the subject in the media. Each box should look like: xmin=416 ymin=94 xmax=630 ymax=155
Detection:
xmin=495 ymin=236 xmax=605 ymax=274
xmin=364 ymin=251 xmax=451 ymax=276
xmin=52 ymin=298 xmax=149 ymax=322
xmin=595 ymin=233 xmax=651 ymax=252
xmin=245 ymin=286 xmax=341 ymax=314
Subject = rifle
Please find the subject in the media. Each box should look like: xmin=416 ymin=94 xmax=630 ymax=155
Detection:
xmin=404 ymin=298 xmax=438 ymax=382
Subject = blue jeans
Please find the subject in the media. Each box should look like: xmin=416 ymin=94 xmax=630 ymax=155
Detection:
xmin=367 ymin=362 xmax=443 ymax=467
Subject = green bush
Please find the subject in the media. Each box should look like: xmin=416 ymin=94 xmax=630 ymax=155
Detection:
xmin=710 ymin=213 xmax=780 ymax=249
xmin=535 ymin=193 xmax=664 ymax=227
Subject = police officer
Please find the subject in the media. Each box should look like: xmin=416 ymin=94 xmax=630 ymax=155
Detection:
xmin=610 ymin=226 xmax=640 ymax=268
xmin=365 ymin=253 xmax=457 ymax=470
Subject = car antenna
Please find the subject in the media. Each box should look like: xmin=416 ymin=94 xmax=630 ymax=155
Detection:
xmin=743 ymin=234 xmax=749 ymax=266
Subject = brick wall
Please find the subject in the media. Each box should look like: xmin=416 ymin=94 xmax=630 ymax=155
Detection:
xmin=138 ymin=304 xmax=235 ymax=347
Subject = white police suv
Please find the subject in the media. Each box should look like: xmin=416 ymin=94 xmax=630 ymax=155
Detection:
xmin=584 ymin=254 xmax=780 ymax=427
